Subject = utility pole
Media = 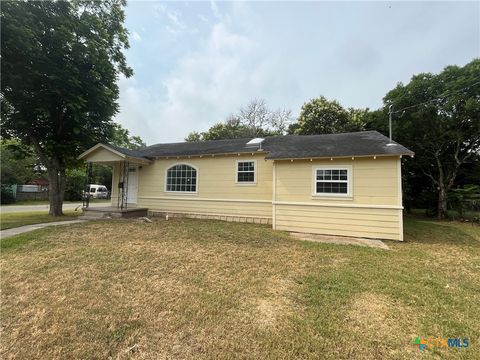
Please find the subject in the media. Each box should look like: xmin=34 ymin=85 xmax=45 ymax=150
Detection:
xmin=388 ymin=104 xmax=394 ymax=146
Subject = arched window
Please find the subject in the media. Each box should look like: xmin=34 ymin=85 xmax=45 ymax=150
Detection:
xmin=166 ymin=164 xmax=197 ymax=192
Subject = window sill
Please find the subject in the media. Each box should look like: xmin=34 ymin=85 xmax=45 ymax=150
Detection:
xmin=235 ymin=182 xmax=257 ymax=186
xmin=164 ymin=191 xmax=198 ymax=196
xmin=311 ymin=195 xmax=353 ymax=201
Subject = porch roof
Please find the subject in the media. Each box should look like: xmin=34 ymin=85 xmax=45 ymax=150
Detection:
xmin=78 ymin=143 xmax=152 ymax=165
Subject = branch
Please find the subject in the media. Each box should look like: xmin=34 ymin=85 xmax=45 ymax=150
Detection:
xmin=422 ymin=169 xmax=439 ymax=186
xmin=30 ymin=136 xmax=51 ymax=169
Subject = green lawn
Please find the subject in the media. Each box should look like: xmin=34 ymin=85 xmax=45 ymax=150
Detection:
xmin=1 ymin=217 xmax=478 ymax=359
xmin=0 ymin=210 xmax=81 ymax=230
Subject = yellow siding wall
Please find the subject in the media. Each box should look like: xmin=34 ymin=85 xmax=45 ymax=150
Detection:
xmin=274 ymin=157 xmax=403 ymax=240
xmin=109 ymin=154 xmax=404 ymax=240
xmin=135 ymin=153 xmax=273 ymax=219
xmin=85 ymin=147 xmax=124 ymax=162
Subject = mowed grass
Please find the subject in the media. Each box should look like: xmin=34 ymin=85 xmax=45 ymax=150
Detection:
xmin=0 ymin=210 xmax=81 ymax=230
xmin=1 ymin=217 xmax=479 ymax=359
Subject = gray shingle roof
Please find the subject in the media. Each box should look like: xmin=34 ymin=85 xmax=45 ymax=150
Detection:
xmin=108 ymin=131 xmax=414 ymax=160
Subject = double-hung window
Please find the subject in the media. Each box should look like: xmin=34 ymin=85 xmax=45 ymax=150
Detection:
xmin=236 ymin=160 xmax=256 ymax=184
xmin=314 ymin=167 xmax=351 ymax=196
xmin=166 ymin=164 xmax=197 ymax=192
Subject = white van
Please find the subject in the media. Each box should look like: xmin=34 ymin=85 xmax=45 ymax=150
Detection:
xmin=84 ymin=184 xmax=109 ymax=199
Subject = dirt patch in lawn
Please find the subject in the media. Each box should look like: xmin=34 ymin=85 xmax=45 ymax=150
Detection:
xmin=344 ymin=292 xmax=418 ymax=358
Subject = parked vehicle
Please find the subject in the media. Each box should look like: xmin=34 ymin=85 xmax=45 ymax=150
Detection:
xmin=84 ymin=184 xmax=109 ymax=199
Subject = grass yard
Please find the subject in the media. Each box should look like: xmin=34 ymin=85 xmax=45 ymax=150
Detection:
xmin=0 ymin=210 xmax=81 ymax=230
xmin=1 ymin=217 xmax=479 ymax=359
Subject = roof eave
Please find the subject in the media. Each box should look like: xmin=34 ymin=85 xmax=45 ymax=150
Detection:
xmin=266 ymin=153 xmax=415 ymax=161
xmin=153 ymin=150 xmax=269 ymax=159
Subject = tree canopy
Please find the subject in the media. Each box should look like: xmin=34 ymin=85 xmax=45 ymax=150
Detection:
xmin=290 ymin=96 xmax=367 ymax=135
xmin=110 ymin=123 xmax=147 ymax=149
xmin=1 ymin=0 xmax=132 ymax=215
xmin=0 ymin=139 xmax=39 ymax=186
xmin=185 ymin=99 xmax=292 ymax=141
xmin=382 ymin=59 xmax=480 ymax=218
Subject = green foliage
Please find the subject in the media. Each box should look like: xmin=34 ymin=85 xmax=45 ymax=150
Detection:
xmin=292 ymin=96 xmax=367 ymax=135
xmin=383 ymin=59 xmax=480 ymax=218
xmin=185 ymin=131 xmax=202 ymax=142
xmin=1 ymin=185 xmax=16 ymax=204
xmin=110 ymin=123 xmax=146 ymax=149
xmin=91 ymin=164 xmax=112 ymax=189
xmin=187 ymin=119 xmax=254 ymax=142
xmin=1 ymin=0 xmax=132 ymax=214
xmin=0 ymin=139 xmax=39 ymax=185
xmin=185 ymin=99 xmax=292 ymax=141
xmin=450 ymin=185 xmax=480 ymax=218
xmin=64 ymin=169 xmax=86 ymax=201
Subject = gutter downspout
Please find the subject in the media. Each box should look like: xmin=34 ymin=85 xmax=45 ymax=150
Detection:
xmin=398 ymin=157 xmax=404 ymax=241
xmin=272 ymin=160 xmax=276 ymax=230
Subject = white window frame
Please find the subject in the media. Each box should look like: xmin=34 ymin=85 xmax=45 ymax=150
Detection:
xmin=164 ymin=163 xmax=199 ymax=195
xmin=312 ymin=165 xmax=352 ymax=198
xmin=235 ymin=159 xmax=257 ymax=185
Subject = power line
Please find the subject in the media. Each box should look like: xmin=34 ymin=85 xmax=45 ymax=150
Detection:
xmin=391 ymin=80 xmax=480 ymax=114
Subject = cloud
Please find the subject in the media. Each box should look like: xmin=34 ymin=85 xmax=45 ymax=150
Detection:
xmin=210 ymin=0 xmax=222 ymax=19
xmin=131 ymin=31 xmax=142 ymax=42
xmin=117 ymin=1 xmax=478 ymax=144
xmin=116 ymin=20 xmax=270 ymax=144
xmin=154 ymin=3 xmax=190 ymax=34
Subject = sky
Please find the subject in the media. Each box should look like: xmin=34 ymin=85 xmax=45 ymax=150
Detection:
xmin=116 ymin=1 xmax=480 ymax=145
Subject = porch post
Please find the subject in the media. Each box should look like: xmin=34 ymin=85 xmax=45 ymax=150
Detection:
xmin=118 ymin=160 xmax=129 ymax=210
xmin=83 ymin=162 xmax=92 ymax=209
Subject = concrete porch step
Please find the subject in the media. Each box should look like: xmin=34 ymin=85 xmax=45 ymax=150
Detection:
xmin=82 ymin=207 xmax=148 ymax=219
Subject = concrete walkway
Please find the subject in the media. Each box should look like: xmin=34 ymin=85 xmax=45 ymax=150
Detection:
xmin=1 ymin=220 xmax=87 ymax=239
xmin=290 ymin=232 xmax=390 ymax=250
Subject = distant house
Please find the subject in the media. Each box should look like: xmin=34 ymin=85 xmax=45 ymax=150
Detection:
xmin=79 ymin=131 xmax=414 ymax=241
xmin=28 ymin=178 xmax=49 ymax=191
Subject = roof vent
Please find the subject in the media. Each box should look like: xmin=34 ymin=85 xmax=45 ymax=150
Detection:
xmin=246 ymin=138 xmax=265 ymax=151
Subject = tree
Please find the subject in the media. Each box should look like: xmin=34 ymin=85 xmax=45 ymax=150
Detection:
xmin=110 ymin=123 xmax=146 ymax=149
xmin=291 ymin=96 xmax=366 ymax=135
xmin=0 ymin=139 xmax=38 ymax=185
xmin=383 ymin=59 xmax=480 ymax=219
xmin=1 ymin=1 xmax=132 ymax=215
xmin=185 ymin=99 xmax=293 ymax=141
xmin=185 ymin=131 xmax=202 ymax=142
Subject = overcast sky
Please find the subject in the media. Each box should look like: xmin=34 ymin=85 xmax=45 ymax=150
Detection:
xmin=116 ymin=1 xmax=479 ymax=145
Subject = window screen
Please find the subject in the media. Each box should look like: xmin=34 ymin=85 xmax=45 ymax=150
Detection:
xmin=315 ymin=169 xmax=349 ymax=194
xmin=237 ymin=161 xmax=255 ymax=183
xmin=166 ymin=164 xmax=197 ymax=192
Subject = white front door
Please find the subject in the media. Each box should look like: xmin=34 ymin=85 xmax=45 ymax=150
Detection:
xmin=127 ymin=167 xmax=138 ymax=203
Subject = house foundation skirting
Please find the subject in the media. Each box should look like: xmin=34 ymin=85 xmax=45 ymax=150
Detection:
xmin=149 ymin=210 xmax=272 ymax=225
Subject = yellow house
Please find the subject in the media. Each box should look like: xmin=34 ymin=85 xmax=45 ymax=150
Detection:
xmin=79 ymin=131 xmax=414 ymax=241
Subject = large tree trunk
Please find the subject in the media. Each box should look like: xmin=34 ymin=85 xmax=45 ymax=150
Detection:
xmin=31 ymin=138 xmax=66 ymax=216
xmin=437 ymin=185 xmax=448 ymax=220
xmin=435 ymin=154 xmax=448 ymax=220
xmin=47 ymin=166 xmax=66 ymax=216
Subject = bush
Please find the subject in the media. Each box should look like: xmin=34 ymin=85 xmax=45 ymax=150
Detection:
xmin=1 ymin=184 xmax=16 ymax=204
xmin=449 ymin=185 xmax=480 ymax=219
xmin=64 ymin=169 xmax=86 ymax=201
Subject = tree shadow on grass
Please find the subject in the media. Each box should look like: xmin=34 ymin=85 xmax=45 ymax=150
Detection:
xmin=403 ymin=216 xmax=479 ymax=247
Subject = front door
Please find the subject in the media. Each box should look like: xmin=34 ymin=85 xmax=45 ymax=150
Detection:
xmin=127 ymin=166 xmax=138 ymax=203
